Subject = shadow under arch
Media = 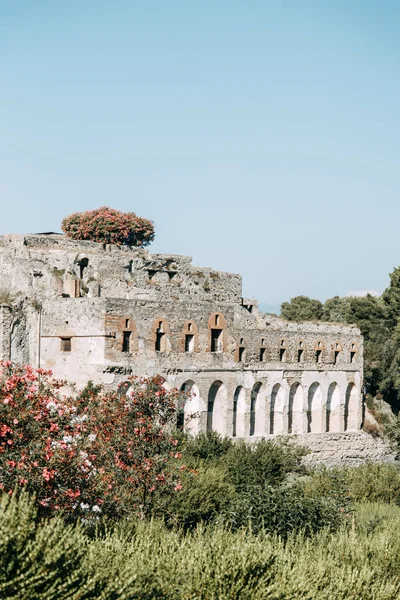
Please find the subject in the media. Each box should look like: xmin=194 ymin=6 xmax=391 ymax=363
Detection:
xmin=207 ymin=381 xmax=227 ymax=435
xmin=179 ymin=380 xmax=201 ymax=434
xmin=344 ymin=383 xmax=359 ymax=431
xmin=326 ymin=382 xmax=341 ymax=432
xmin=233 ymin=385 xmax=246 ymax=437
xmin=270 ymin=383 xmax=285 ymax=435
xmin=307 ymin=383 xmax=323 ymax=433
xmin=288 ymin=382 xmax=304 ymax=434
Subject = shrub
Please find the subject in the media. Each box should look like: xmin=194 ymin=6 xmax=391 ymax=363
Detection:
xmin=223 ymin=439 xmax=307 ymax=491
xmin=347 ymin=462 xmax=400 ymax=504
xmin=61 ymin=207 xmax=155 ymax=247
xmin=158 ymin=465 xmax=236 ymax=530
xmin=228 ymin=484 xmax=343 ymax=536
xmin=0 ymin=362 xmax=184 ymax=521
xmin=0 ymin=490 xmax=94 ymax=599
xmin=183 ymin=431 xmax=233 ymax=466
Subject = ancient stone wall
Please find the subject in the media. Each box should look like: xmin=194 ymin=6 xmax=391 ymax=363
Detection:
xmin=0 ymin=233 xmax=366 ymax=451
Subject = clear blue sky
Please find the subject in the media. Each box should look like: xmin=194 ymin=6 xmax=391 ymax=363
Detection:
xmin=1 ymin=1 xmax=399 ymax=308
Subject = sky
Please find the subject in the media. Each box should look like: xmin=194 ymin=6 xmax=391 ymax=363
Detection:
xmin=1 ymin=1 xmax=400 ymax=309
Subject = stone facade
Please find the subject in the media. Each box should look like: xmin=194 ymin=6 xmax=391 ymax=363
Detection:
xmin=0 ymin=233 xmax=364 ymax=442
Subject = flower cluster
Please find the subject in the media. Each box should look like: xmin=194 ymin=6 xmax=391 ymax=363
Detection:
xmin=61 ymin=207 xmax=155 ymax=247
xmin=0 ymin=362 xmax=184 ymax=521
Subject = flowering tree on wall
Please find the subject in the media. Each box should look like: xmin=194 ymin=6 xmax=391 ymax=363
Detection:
xmin=61 ymin=207 xmax=155 ymax=247
xmin=0 ymin=362 xmax=184 ymax=521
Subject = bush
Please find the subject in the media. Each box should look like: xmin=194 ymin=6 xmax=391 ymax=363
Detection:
xmin=5 ymin=493 xmax=400 ymax=599
xmin=229 ymin=485 xmax=343 ymax=536
xmin=183 ymin=431 xmax=233 ymax=466
xmin=223 ymin=439 xmax=307 ymax=491
xmin=61 ymin=207 xmax=155 ymax=247
xmin=0 ymin=490 xmax=93 ymax=599
xmin=0 ymin=362 xmax=184 ymax=521
xmin=158 ymin=465 xmax=236 ymax=530
xmin=304 ymin=463 xmax=400 ymax=507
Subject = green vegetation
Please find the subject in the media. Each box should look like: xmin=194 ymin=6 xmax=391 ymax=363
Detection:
xmin=4 ymin=359 xmax=400 ymax=597
xmin=4 ymin=488 xmax=400 ymax=599
xmin=280 ymin=265 xmax=400 ymax=411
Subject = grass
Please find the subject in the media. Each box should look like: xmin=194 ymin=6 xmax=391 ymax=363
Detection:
xmin=3 ymin=492 xmax=400 ymax=599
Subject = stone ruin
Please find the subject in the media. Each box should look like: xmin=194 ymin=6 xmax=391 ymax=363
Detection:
xmin=0 ymin=232 xmax=390 ymax=465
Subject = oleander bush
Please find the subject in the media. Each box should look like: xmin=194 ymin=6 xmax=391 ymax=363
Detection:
xmin=0 ymin=362 xmax=185 ymax=521
xmin=61 ymin=207 xmax=155 ymax=247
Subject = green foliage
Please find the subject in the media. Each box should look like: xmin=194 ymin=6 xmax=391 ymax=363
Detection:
xmin=280 ymin=295 xmax=324 ymax=321
xmin=303 ymin=463 xmax=400 ymax=506
xmin=0 ymin=490 xmax=93 ymax=599
xmin=183 ymin=430 xmax=233 ymax=466
xmin=223 ymin=439 xmax=307 ymax=491
xmin=6 ymin=492 xmax=400 ymax=599
xmin=159 ymin=465 xmax=236 ymax=530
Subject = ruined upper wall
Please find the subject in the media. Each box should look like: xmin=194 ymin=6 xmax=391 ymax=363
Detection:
xmin=0 ymin=234 xmax=242 ymax=305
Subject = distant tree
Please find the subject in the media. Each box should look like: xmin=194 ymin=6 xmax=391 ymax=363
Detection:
xmin=280 ymin=296 xmax=323 ymax=322
xmin=382 ymin=266 xmax=400 ymax=328
xmin=61 ymin=207 xmax=155 ymax=247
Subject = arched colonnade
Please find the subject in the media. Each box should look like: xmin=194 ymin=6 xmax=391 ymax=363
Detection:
xmin=176 ymin=379 xmax=360 ymax=437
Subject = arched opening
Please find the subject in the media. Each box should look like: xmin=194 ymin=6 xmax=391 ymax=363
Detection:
xmin=327 ymin=382 xmax=341 ymax=432
xmin=178 ymin=380 xmax=200 ymax=433
xmin=270 ymin=383 xmax=285 ymax=435
xmin=233 ymin=386 xmax=246 ymax=437
xmin=250 ymin=382 xmax=262 ymax=436
xmin=307 ymin=383 xmax=323 ymax=433
xmin=288 ymin=383 xmax=304 ymax=434
xmin=207 ymin=381 xmax=227 ymax=435
xmin=344 ymin=383 xmax=359 ymax=431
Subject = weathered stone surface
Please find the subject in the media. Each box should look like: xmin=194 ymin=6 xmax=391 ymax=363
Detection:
xmin=0 ymin=233 xmax=369 ymax=454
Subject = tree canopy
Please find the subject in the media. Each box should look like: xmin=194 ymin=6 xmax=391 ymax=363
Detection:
xmin=61 ymin=207 xmax=155 ymax=247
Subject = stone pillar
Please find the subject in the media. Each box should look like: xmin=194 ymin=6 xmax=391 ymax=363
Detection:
xmin=0 ymin=305 xmax=12 ymax=360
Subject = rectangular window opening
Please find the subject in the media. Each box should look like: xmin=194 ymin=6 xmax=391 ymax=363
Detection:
xmin=279 ymin=348 xmax=286 ymax=362
xmin=60 ymin=337 xmax=72 ymax=352
xmin=122 ymin=331 xmax=131 ymax=353
xmin=350 ymin=351 xmax=356 ymax=364
xmin=238 ymin=347 xmax=245 ymax=362
xmin=211 ymin=329 xmax=222 ymax=352
xmin=156 ymin=332 xmax=166 ymax=352
xmin=297 ymin=348 xmax=304 ymax=362
xmin=315 ymin=349 xmax=322 ymax=363
xmin=333 ymin=350 xmax=340 ymax=365
xmin=185 ymin=334 xmax=195 ymax=352
xmin=125 ymin=319 xmax=130 ymax=328
xmin=259 ymin=347 xmax=266 ymax=362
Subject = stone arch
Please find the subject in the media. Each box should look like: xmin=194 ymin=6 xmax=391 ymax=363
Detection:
xmin=152 ymin=318 xmax=172 ymax=353
xmin=207 ymin=381 xmax=227 ymax=435
xmin=250 ymin=382 xmax=263 ymax=436
xmin=180 ymin=320 xmax=199 ymax=353
xmin=207 ymin=313 xmax=228 ymax=353
xmin=307 ymin=383 xmax=323 ymax=433
xmin=288 ymin=382 xmax=304 ymax=434
xmin=344 ymin=383 xmax=359 ymax=431
xmin=179 ymin=380 xmax=201 ymax=434
xmin=326 ymin=382 xmax=341 ymax=432
xmin=233 ymin=386 xmax=246 ymax=437
xmin=270 ymin=383 xmax=285 ymax=435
